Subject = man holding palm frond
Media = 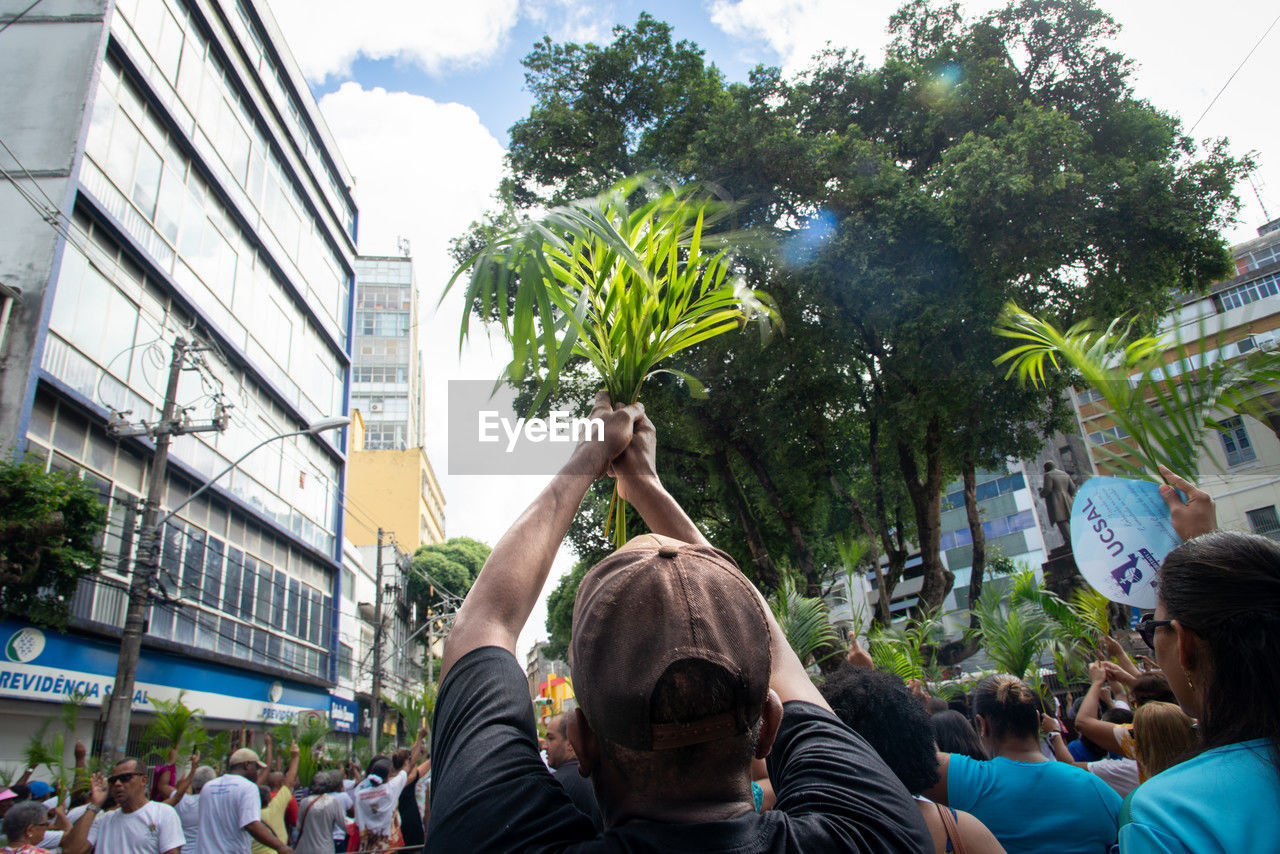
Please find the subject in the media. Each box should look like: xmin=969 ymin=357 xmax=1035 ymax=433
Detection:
xmin=423 ymin=391 xmax=928 ymax=852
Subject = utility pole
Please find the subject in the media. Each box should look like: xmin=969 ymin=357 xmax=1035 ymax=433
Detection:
xmin=101 ymin=338 xmax=228 ymax=762
xmin=370 ymin=528 xmax=385 ymax=754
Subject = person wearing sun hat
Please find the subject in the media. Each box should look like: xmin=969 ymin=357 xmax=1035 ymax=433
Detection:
xmin=193 ymin=749 xmax=292 ymax=854
xmin=424 ymin=393 xmax=928 ymax=851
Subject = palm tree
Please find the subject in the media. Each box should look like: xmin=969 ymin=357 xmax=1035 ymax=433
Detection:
xmin=1009 ymin=569 xmax=1109 ymax=686
xmin=994 ymin=302 xmax=1280 ymax=479
xmin=968 ymin=582 xmax=1050 ymax=685
xmin=769 ymin=574 xmax=840 ymax=668
xmin=447 ymin=175 xmax=778 ymax=544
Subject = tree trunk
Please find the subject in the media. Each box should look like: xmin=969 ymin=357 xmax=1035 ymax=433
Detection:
xmin=738 ymin=445 xmax=819 ymax=591
xmin=713 ymin=447 xmax=781 ymax=590
xmin=961 ymin=453 xmax=986 ymax=624
xmin=831 ymin=478 xmax=892 ymax=626
xmin=897 ymin=415 xmax=953 ymax=613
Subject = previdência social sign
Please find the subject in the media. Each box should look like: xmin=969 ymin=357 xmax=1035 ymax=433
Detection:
xmin=1070 ymin=477 xmax=1181 ymax=609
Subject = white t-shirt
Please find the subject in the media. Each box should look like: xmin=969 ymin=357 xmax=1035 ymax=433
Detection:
xmin=334 ymin=791 xmax=354 ymax=840
xmin=351 ymin=771 xmax=407 ymax=835
xmin=67 ymin=805 xmax=91 ymax=825
xmin=173 ymin=794 xmax=200 ymax=854
xmin=195 ymin=774 xmax=261 ymax=854
xmin=1087 ymin=757 xmax=1140 ymax=798
xmin=87 ymin=801 xmax=185 ymax=853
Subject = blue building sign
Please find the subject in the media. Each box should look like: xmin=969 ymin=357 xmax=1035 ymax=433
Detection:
xmin=328 ymin=695 xmax=359 ymax=733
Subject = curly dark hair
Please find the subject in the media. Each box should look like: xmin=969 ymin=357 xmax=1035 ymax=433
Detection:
xmin=820 ymin=667 xmax=940 ymax=794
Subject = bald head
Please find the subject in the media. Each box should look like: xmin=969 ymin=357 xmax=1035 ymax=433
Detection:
xmin=266 ymin=771 xmax=284 ymax=792
xmin=545 ymin=713 xmax=575 ymax=769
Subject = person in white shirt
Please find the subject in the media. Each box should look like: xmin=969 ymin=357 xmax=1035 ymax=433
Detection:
xmin=194 ymin=749 xmax=293 ymax=854
xmin=172 ymin=766 xmax=216 ymax=854
xmin=351 ymin=756 xmax=408 ymax=852
xmin=59 ymin=759 xmax=184 ymax=854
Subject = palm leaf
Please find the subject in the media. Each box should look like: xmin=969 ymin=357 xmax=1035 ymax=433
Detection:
xmin=995 ymin=301 xmax=1280 ymax=479
xmin=445 ymin=175 xmax=779 ymax=546
xmin=769 ymin=574 xmax=840 ymax=666
xmin=142 ymin=692 xmax=205 ymax=760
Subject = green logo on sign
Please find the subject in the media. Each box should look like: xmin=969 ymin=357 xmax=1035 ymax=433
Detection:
xmin=5 ymin=628 xmax=46 ymax=663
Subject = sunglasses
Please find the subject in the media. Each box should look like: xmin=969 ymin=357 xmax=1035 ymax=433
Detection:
xmin=1135 ymin=615 xmax=1174 ymax=648
xmin=107 ymin=772 xmax=144 ymax=785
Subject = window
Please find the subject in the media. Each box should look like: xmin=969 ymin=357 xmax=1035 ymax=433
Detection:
xmin=1216 ymin=273 xmax=1280 ymax=312
xmin=338 ymin=642 xmax=353 ymax=681
xmin=1247 ymin=506 xmax=1280 ymax=539
xmin=1219 ymin=415 xmax=1256 ymax=466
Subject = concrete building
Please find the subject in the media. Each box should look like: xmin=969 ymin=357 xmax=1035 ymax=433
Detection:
xmin=343 ymin=254 xmax=445 ymax=551
xmin=0 ymin=0 xmax=357 ymax=762
xmin=1072 ymin=219 xmax=1280 ymax=537
xmin=830 ymin=459 xmax=1061 ymax=638
xmin=351 ymin=253 xmax=423 ymax=451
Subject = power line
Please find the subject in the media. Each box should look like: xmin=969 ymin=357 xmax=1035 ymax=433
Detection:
xmin=1188 ymin=8 xmax=1280 ymax=134
xmin=0 ymin=0 xmax=45 ymax=38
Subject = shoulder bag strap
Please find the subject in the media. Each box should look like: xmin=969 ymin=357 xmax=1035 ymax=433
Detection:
xmin=297 ymin=793 xmax=322 ymax=840
xmin=935 ymin=800 xmax=969 ymax=854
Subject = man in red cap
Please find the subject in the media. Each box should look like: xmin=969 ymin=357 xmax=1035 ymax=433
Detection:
xmin=425 ymin=393 xmax=928 ymax=851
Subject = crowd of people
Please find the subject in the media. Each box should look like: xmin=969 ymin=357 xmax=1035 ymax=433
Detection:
xmin=5 ymin=394 xmax=1280 ymax=853
xmin=0 ymin=726 xmax=431 ymax=854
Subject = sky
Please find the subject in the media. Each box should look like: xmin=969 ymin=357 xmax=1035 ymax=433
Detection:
xmin=261 ymin=0 xmax=1280 ymax=660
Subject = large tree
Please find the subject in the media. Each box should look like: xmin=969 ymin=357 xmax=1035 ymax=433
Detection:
xmin=0 ymin=458 xmax=106 ymax=628
xmin=488 ymin=0 xmax=1246 ymax=635
xmin=409 ymin=537 xmax=490 ymax=613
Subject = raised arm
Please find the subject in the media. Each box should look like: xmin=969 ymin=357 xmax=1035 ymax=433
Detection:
xmin=60 ymin=773 xmax=108 ymax=854
xmin=282 ymin=742 xmax=300 ymax=792
xmin=614 ymin=413 xmax=827 ymax=711
xmin=439 ymin=392 xmax=640 ymax=682
xmin=1101 ymin=635 xmax=1141 ymax=680
xmin=165 ymin=750 xmax=200 ymax=806
xmin=1075 ymin=661 xmax=1120 ymax=747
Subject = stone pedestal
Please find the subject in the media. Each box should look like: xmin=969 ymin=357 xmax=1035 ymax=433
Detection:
xmin=1041 ymin=545 xmax=1085 ymax=599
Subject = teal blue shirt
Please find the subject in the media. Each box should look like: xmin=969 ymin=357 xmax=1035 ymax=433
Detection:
xmin=1121 ymin=738 xmax=1280 ymax=853
xmin=947 ymin=754 xmax=1121 ymax=854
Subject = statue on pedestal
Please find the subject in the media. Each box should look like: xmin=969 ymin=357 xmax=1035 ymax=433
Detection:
xmin=1040 ymin=461 xmax=1076 ymax=547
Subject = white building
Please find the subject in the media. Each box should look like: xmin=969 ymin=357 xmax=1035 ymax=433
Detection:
xmin=0 ymin=0 xmax=357 ymax=763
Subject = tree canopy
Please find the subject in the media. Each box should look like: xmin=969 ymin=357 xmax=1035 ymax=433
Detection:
xmin=0 ymin=457 xmax=106 ymax=628
xmin=483 ymin=0 xmax=1250 ymax=656
xmin=409 ymin=537 xmax=490 ymax=612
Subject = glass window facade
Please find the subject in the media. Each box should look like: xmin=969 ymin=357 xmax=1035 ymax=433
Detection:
xmin=27 ymin=393 xmax=334 ymax=680
xmin=1216 ymin=273 xmax=1280 ymax=312
xmin=352 ymin=257 xmax=421 ymax=450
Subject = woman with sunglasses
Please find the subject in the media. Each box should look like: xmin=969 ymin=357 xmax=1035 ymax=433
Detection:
xmin=1 ymin=801 xmax=54 ymax=853
xmin=1117 ymin=469 xmax=1280 ymax=852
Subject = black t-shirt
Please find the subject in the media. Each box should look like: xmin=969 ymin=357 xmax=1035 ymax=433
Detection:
xmin=398 ymin=775 xmax=425 ymax=846
xmin=553 ymin=759 xmax=602 ymax=832
xmin=425 ymin=646 xmax=930 ymax=853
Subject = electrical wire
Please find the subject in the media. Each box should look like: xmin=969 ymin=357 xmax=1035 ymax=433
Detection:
xmin=1188 ymin=8 xmax=1280 ymax=134
xmin=0 ymin=0 xmax=43 ymax=37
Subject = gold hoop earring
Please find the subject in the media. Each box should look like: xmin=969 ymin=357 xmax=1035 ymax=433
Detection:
xmin=1186 ymin=673 xmax=1194 ymax=692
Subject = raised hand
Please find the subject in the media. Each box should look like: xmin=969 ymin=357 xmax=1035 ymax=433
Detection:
xmin=1157 ymin=464 xmax=1217 ymax=540
xmin=89 ymin=772 xmax=108 ymax=807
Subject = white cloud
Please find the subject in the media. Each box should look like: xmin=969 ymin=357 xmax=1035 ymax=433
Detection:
xmin=524 ymin=0 xmax=616 ymax=44
xmin=263 ymin=0 xmax=520 ymax=81
xmin=317 ymin=83 xmax=569 ymax=657
xmin=708 ymin=0 xmax=904 ymax=74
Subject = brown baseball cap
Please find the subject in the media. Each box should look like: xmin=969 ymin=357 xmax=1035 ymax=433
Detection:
xmin=570 ymin=541 xmax=771 ymax=751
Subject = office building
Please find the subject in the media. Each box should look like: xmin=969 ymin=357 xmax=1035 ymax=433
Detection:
xmin=345 ymin=253 xmax=445 ymax=551
xmin=0 ymin=0 xmax=357 ymax=758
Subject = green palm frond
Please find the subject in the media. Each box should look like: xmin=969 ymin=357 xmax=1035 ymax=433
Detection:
xmin=23 ymin=722 xmax=62 ymax=776
xmin=143 ymin=693 xmax=205 ymax=760
xmin=969 ymin=583 xmax=1049 ymax=681
xmin=867 ymin=636 xmax=924 ymax=682
xmin=769 ymin=574 xmax=840 ymax=666
xmin=446 ymin=175 xmax=780 ymax=545
xmin=994 ymin=301 xmax=1280 ymax=479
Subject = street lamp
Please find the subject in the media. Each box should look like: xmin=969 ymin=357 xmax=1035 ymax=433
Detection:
xmin=153 ymin=416 xmax=350 ymax=531
xmin=100 ymin=414 xmax=349 ymax=762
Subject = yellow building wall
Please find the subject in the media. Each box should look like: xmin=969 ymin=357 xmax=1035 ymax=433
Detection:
xmin=345 ymin=420 xmax=446 ymax=550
